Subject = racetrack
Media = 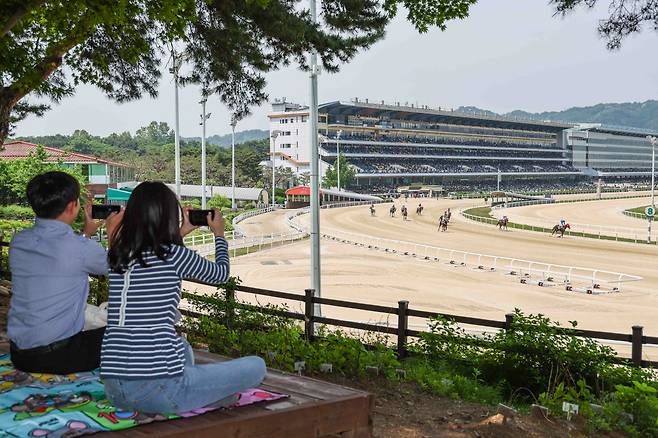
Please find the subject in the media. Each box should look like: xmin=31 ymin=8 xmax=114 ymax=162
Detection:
xmin=186 ymin=197 xmax=658 ymax=360
xmin=492 ymin=196 xmax=653 ymax=240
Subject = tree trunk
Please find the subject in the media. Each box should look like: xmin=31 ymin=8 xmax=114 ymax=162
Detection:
xmin=0 ymin=91 xmax=18 ymax=145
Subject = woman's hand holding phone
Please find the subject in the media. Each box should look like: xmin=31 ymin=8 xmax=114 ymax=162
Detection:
xmin=208 ymin=208 xmax=225 ymax=238
xmin=180 ymin=207 xmax=198 ymax=238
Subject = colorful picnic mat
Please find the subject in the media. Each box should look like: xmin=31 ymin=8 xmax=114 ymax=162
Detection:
xmin=0 ymin=354 xmax=286 ymax=437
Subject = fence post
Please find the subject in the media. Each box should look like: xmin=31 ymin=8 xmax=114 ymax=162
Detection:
xmin=397 ymin=300 xmax=409 ymax=358
xmin=305 ymin=288 xmax=315 ymax=340
xmin=505 ymin=313 xmax=514 ymax=331
xmin=632 ymin=325 xmax=643 ymax=367
xmin=225 ymin=287 xmax=236 ymax=329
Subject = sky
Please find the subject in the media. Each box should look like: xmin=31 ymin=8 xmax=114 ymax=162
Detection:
xmin=14 ymin=0 xmax=658 ymax=138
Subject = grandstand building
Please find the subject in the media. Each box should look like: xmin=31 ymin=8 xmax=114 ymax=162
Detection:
xmin=268 ymin=98 xmax=657 ymax=192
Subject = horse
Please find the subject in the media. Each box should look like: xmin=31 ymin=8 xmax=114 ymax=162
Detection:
xmin=401 ymin=206 xmax=408 ymax=221
xmin=416 ymin=204 xmax=423 ymax=215
xmin=551 ymin=223 xmax=571 ymax=237
xmin=497 ymin=217 xmax=509 ymax=230
xmin=389 ymin=205 xmax=396 ymax=217
xmin=437 ymin=216 xmax=448 ymax=232
xmin=369 ymin=205 xmax=376 ymax=217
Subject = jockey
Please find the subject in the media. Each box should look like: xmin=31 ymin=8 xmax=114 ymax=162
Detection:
xmin=502 ymin=215 xmax=508 ymax=222
xmin=560 ymin=219 xmax=566 ymax=227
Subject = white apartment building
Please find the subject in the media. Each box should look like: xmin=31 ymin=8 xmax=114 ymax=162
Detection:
xmin=268 ymin=98 xmax=329 ymax=178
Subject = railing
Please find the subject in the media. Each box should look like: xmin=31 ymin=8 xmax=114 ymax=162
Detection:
xmin=622 ymin=209 xmax=648 ymax=220
xmin=492 ymin=199 xmax=555 ymax=209
xmin=231 ymin=206 xmax=280 ymax=237
xmin=317 ymin=227 xmax=641 ymax=292
xmin=191 ymin=230 xmax=308 ymax=258
xmin=183 ymin=282 xmax=658 ymax=368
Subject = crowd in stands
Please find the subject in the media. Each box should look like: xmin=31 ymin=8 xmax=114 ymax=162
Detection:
xmin=350 ymin=159 xmax=576 ymax=175
xmin=326 ymin=132 xmax=556 ymax=150
xmin=334 ymin=118 xmax=555 ymax=141
xmin=324 ymin=144 xmax=563 ymax=159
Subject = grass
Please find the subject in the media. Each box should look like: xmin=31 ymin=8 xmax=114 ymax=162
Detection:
xmin=462 ymin=206 xmax=658 ymax=245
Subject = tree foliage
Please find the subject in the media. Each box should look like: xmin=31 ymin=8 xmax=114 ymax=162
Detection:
xmin=322 ymin=154 xmax=356 ymax=189
xmin=14 ymin=121 xmax=270 ymax=188
xmin=550 ymin=0 xmax=658 ymax=49
xmin=0 ymin=145 xmax=86 ymax=205
xmin=0 ymin=0 xmax=478 ymax=143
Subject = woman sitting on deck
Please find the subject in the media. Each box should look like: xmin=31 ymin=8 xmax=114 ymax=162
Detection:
xmin=101 ymin=182 xmax=266 ymax=413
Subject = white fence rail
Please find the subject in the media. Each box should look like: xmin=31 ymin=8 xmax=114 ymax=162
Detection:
xmin=231 ymin=206 xmax=280 ymax=237
xmin=319 ymin=228 xmax=641 ymax=292
xmin=622 ymin=209 xmax=647 ymax=220
xmin=191 ymin=230 xmax=307 ymax=257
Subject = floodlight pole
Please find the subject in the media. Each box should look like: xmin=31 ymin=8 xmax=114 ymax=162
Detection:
xmin=336 ymin=130 xmax=342 ymax=191
xmin=497 ymin=168 xmax=501 ymax=192
xmin=171 ymin=51 xmax=182 ymax=199
xmin=648 ymin=136 xmax=657 ymax=244
xmin=270 ymin=130 xmax=281 ymax=207
xmin=231 ymin=115 xmax=238 ymax=211
xmin=200 ymin=96 xmax=208 ymax=209
xmin=309 ymin=0 xmax=322 ymax=316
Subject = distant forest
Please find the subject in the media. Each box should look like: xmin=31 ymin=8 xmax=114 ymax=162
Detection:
xmin=457 ymin=100 xmax=658 ymax=131
xmin=10 ymin=122 xmax=290 ymax=188
xmin=183 ymin=129 xmax=269 ymax=147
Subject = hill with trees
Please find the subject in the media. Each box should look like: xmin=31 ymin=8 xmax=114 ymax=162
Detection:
xmin=457 ymin=100 xmax=658 ymax=131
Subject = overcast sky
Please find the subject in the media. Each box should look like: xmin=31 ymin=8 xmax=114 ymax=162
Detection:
xmin=15 ymin=0 xmax=658 ymax=138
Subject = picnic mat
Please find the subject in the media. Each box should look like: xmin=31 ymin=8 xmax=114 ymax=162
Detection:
xmin=0 ymin=354 xmax=287 ymax=437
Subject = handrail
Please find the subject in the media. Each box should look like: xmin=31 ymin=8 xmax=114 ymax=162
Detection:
xmin=180 ymin=282 xmax=658 ymax=368
xmin=231 ymin=206 xmax=280 ymax=237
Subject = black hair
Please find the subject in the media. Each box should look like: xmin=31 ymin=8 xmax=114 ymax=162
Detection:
xmin=26 ymin=171 xmax=80 ymax=219
xmin=108 ymin=182 xmax=183 ymax=273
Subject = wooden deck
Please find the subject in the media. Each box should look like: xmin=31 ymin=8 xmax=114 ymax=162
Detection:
xmin=0 ymin=343 xmax=373 ymax=437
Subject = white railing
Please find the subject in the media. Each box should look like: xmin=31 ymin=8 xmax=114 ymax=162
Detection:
xmin=231 ymin=206 xmax=280 ymax=237
xmin=191 ymin=230 xmax=308 ymax=258
xmin=491 ymin=199 xmax=555 ymax=209
xmin=183 ymin=231 xmax=236 ymax=247
xmin=319 ymin=227 xmax=642 ymax=292
xmin=622 ymin=209 xmax=647 ymax=220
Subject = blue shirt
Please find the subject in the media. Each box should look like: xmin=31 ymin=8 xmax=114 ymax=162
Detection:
xmin=8 ymin=218 xmax=108 ymax=349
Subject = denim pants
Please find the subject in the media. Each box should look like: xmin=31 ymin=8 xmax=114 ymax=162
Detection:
xmin=103 ymin=339 xmax=267 ymax=413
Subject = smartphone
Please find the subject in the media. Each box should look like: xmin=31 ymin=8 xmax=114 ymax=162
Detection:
xmin=188 ymin=209 xmax=214 ymax=226
xmin=91 ymin=204 xmax=120 ymax=220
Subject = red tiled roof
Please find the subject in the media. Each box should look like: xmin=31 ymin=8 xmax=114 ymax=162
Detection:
xmin=285 ymin=186 xmax=311 ymax=196
xmin=0 ymin=141 xmax=130 ymax=167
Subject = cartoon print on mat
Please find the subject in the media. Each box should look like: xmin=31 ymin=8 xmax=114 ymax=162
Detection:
xmin=29 ymin=419 xmax=92 ymax=438
xmin=89 ymin=399 xmax=171 ymax=430
xmin=5 ymin=392 xmax=97 ymax=420
xmin=0 ymin=354 xmax=288 ymax=438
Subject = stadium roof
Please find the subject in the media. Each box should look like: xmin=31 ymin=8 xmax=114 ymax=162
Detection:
xmin=319 ymin=101 xmax=574 ymax=133
xmin=576 ymin=124 xmax=658 ymax=138
xmin=164 ymin=184 xmax=267 ymax=201
xmin=0 ymin=141 xmax=130 ymax=167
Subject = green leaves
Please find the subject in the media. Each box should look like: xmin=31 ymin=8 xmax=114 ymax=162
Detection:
xmin=1 ymin=0 xmax=480 ymax=141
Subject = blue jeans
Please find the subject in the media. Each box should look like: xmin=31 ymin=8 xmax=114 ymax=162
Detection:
xmin=103 ymin=339 xmax=267 ymax=413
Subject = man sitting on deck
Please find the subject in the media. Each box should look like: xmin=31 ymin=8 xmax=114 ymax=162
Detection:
xmin=8 ymin=171 xmax=121 ymax=374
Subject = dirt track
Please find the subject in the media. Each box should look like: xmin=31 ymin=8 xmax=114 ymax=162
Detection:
xmin=188 ymin=198 xmax=658 ymax=360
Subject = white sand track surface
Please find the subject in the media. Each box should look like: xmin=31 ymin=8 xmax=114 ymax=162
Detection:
xmin=186 ymin=198 xmax=658 ymax=361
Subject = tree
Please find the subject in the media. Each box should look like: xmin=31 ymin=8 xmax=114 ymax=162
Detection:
xmin=322 ymin=154 xmax=356 ymax=189
xmin=550 ymin=0 xmax=658 ymax=49
xmin=0 ymin=145 xmax=86 ymax=204
xmin=1 ymin=0 xmax=478 ymax=143
xmin=135 ymin=121 xmax=174 ymax=147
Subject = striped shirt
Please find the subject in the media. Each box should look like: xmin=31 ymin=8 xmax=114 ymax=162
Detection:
xmin=100 ymin=237 xmax=229 ymax=379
